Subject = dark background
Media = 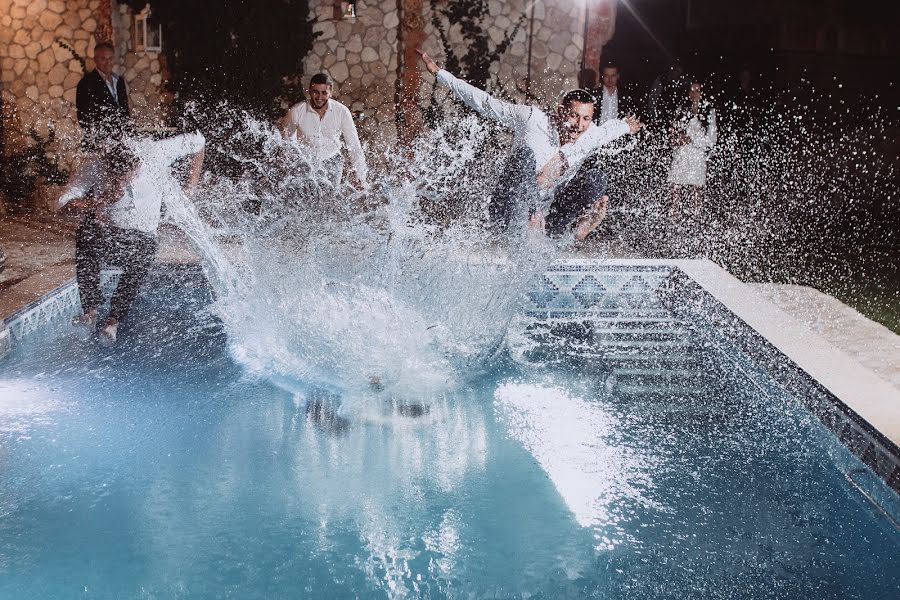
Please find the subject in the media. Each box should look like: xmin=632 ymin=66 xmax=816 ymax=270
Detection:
xmin=597 ymin=0 xmax=899 ymax=332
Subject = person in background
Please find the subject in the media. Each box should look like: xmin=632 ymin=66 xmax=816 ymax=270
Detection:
xmin=76 ymin=41 xmax=131 ymax=153
xmin=667 ymin=81 xmax=717 ymax=217
xmin=58 ymin=133 xmax=206 ymax=346
xmin=647 ymin=62 xmax=686 ymax=127
xmin=281 ymin=73 xmax=368 ymax=190
xmin=593 ymin=61 xmax=633 ymax=125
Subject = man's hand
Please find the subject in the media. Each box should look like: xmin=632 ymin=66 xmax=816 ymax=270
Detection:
xmin=623 ymin=113 xmax=643 ymax=134
xmin=536 ymin=151 xmax=568 ymax=191
xmin=573 ymin=195 xmax=609 ymax=241
xmin=416 ymin=49 xmax=440 ymax=75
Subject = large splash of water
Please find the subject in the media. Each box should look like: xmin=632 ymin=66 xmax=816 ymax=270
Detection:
xmin=162 ymin=111 xmax=556 ymax=399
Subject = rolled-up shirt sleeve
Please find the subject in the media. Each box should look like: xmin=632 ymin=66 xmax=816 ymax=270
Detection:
xmin=559 ymin=119 xmax=631 ymax=167
xmin=340 ymin=107 xmax=368 ymax=182
xmin=436 ymin=69 xmax=532 ymax=130
xmin=57 ymin=155 xmax=102 ymax=209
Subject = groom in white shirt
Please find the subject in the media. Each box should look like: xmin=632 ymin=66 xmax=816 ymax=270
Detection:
xmin=282 ymin=73 xmax=368 ymax=190
xmin=59 ymin=133 xmax=206 ymax=346
xmin=418 ymin=49 xmax=642 ymax=239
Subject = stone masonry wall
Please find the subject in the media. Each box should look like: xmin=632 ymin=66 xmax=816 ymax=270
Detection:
xmin=422 ymin=0 xmax=585 ymax=107
xmin=302 ymin=0 xmax=585 ymax=146
xmin=305 ymin=0 xmax=400 ymax=143
xmin=0 ymin=0 xmax=167 ymax=209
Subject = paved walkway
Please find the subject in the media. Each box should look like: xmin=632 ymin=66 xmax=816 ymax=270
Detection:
xmin=1 ymin=215 xmax=897 ymax=392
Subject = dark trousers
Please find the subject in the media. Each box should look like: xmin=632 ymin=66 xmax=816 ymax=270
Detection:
xmin=488 ymin=148 xmax=607 ymax=237
xmin=489 ymin=148 xmax=538 ymax=231
xmin=75 ymin=214 xmax=158 ymax=321
xmin=545 ymin=157 xmax=608 ymax=237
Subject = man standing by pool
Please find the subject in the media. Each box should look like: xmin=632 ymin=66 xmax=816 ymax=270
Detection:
xmin=282 ymin=73 xmax=368 ymax=190
xmin=58 ymin=132 xmax=206 ymax=346
xmin=76 ymin=41 xmax=131 ymax=152
xmin=418 ymin=49 xmax=642 ymax=239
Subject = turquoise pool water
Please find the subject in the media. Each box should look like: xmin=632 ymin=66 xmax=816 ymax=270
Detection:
xmin=0 ymin=272 xmax=898 ymax=599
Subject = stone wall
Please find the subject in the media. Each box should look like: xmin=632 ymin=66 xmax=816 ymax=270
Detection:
xmin=305 ymin=0 xmax=401 ymax=143
xmin=0 ymin=0 xmax=168 ymax=209
xmin=302 ymin=0 xmax=585 ymax=146
xmin=424 ymin=0 xmax=586 ymax=106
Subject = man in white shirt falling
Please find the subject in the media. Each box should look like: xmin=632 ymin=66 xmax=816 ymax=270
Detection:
xmin=59 ymin=132 xmax=206 ymax=346
xmin=418 ymin=50 xmax=642 ymax=239
xmin=282 ymin=73 xmax=368 ymax=190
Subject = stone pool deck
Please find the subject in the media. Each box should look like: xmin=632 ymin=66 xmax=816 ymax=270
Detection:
xmin=2 ymin=214 xmax=899 ymax=394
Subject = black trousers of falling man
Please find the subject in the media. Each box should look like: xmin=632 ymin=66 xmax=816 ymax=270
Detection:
xmin=75 ymin=213 xmax=158 ymax=322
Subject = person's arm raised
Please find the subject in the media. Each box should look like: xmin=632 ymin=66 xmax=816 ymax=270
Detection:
xmin=560 ymin=114 xmax=642 ymax=168
xmin=417 ymin=49 xmax=530 ymax=129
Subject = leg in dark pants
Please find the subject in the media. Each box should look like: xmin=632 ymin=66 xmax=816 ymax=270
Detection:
xmin=106 ymin=227 xmax=158 ymax=322
xmin=545 ymin=160 xmax=608 ymax=237
xmin=75 ymin=217 xmax=158 ymax=323
xmin=75 ymin=214 xmax=107 ymax=314
xmin=488 ymin=147 xmax=538 ymax=232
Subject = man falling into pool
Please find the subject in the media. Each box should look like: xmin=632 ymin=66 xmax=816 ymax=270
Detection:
xmin=417 ymin=49 xmax=643 ymax=240
xmin=59 ymin=132 xmax=206 ymax=346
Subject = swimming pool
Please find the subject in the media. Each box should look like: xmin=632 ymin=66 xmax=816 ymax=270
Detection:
xmin=1 ymin=263 xmax=898 ymax=599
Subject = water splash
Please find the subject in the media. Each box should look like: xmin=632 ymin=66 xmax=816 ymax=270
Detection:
xmin=162 ymin=109 xmax=556 ymax=398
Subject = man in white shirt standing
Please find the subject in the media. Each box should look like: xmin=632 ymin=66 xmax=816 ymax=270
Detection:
xmin=282 ymin=73 xmax=368 ymax=190
xmin=59 ymin=133 xmax=206 ymax=346
xmin=418 ymin=50 xmax=642 ymax=239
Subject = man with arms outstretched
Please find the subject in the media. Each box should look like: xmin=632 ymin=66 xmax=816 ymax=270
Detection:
xmin=418 ymin=50 xmax=642 ymax=240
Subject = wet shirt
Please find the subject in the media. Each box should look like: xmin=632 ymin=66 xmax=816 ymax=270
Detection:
xmin=435 ymin=70 xmax=629 ymax=176
xmin=283 ymin=99 xmax=368 ymax=183
xmin=59 ymin=132 xmax=206 ymax=234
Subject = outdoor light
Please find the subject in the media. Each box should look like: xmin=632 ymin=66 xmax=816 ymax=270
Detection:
xmin=344 ymin=0 xmax=358 ymax=19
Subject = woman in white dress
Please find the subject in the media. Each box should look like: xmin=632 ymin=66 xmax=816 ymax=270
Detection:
xmin=668 ymin=81 xmax=717 ymax=215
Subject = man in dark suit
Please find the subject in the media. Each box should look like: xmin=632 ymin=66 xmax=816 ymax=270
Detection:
xmin=76 ymin=41 xmax=131 ymax=152
xmin=591 ymin=61 xmax=635 ymax=125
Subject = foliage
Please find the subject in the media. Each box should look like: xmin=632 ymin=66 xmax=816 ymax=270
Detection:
xmin=424 ymin=0 xmax=528 ymax=133
xmin=429 ymin=0 xmax=527 ymax=90
xmin=0 ymin=128 xmax=70 ymax=210
xmin=119 ymin=0 xmax=318 ymax=119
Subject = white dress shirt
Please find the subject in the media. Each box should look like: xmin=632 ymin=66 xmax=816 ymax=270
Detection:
xmin=598 ymin=87 xmax=619 ymax=124
xmin=102 ymin=72 xmax=121 ymax=102
xmin=283 ymin=99 xmax=368 ymax=182
xmin=59 ymin=133 xmax=206 ymax=234
xmin=436 ymin=70 xmax=629 ymax=177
